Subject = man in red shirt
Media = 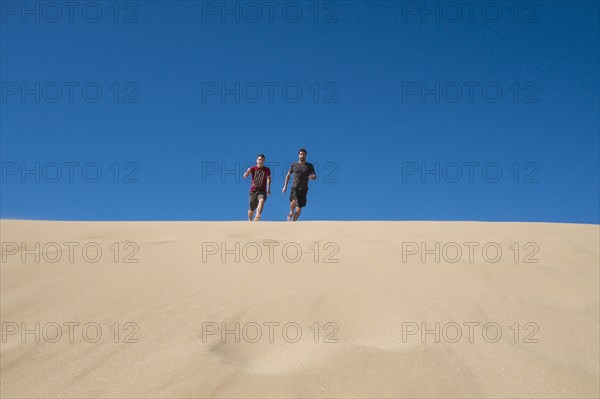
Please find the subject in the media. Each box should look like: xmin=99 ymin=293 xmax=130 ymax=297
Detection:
xmin=243 ymin=154 xmax=271 ymax=221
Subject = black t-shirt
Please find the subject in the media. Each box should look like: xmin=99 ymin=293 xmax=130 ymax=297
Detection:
xmin=289 ymin=162 xmax=316 ymax=190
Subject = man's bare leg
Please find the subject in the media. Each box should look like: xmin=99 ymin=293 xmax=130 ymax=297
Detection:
xmin=248 ymin=209 xmax=254 ymax=221
xmin=287 ymin=200 xmax=297 ymax=221
xmin=293 ymin=207 xmax=302 ymax=221
xmin=254 ymin=199 xmax=265 ymax=221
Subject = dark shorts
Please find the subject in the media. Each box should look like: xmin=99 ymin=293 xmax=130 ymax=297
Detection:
xmin=290 ymin=188 xmax=308 ymax=208
xmin=249 ymin=190 xmax=267 ymax=211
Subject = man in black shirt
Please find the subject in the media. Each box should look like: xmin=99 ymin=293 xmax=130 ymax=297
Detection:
xmin=282 ymin=148 xmax=316 ymax=221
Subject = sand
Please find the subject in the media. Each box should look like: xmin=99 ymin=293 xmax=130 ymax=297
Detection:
xmin=1 ymin=220 xmax=598 ymax=398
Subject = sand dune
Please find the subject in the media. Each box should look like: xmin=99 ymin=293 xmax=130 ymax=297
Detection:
xmin=1 ymin=220 xmax=598 ymax=398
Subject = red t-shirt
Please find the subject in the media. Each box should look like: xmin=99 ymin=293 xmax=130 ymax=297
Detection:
xmin=250 ymin=166 xmax=271 ymax=192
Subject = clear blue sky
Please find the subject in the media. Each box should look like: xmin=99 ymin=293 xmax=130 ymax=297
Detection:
xmin=1 ymin=0 xmax=598 ymax=222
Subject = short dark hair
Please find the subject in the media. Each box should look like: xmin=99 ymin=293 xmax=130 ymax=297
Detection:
xmin=298 ymin=148 xmax=307 ymax=154
xmin=257 ymin=154 xmax=265 ymax=159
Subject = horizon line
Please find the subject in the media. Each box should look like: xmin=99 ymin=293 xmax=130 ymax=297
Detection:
xmin=1 ymin=219 xmax=598 ymax=226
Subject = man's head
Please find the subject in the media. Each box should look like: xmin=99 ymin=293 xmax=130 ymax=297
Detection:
xmin=256 ymin=154 xmax=265 ymax=167
xmin=298 ymin=148 xmax=307 ymax=162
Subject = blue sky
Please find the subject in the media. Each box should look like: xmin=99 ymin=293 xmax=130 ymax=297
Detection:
xmin=1 ymin=0 xmax=598 ymax=222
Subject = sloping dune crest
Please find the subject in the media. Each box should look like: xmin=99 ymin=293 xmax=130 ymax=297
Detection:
xmin=1 ymin=220 xmax=598 ymax=398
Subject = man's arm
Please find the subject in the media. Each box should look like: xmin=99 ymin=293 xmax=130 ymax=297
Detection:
xmin=267 ymin=175 xmax=272 ymax=195
xmin=243 ymin=167 xmax=252 ymax=179
xmin=282 ymin=171 xmax=291 ymax=193
xmin=309 ymin=164 xmax=317 ymax=180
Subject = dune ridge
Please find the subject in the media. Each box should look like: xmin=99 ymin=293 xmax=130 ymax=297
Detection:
xmin=1 ymin=220 xmax=598 ymax=398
